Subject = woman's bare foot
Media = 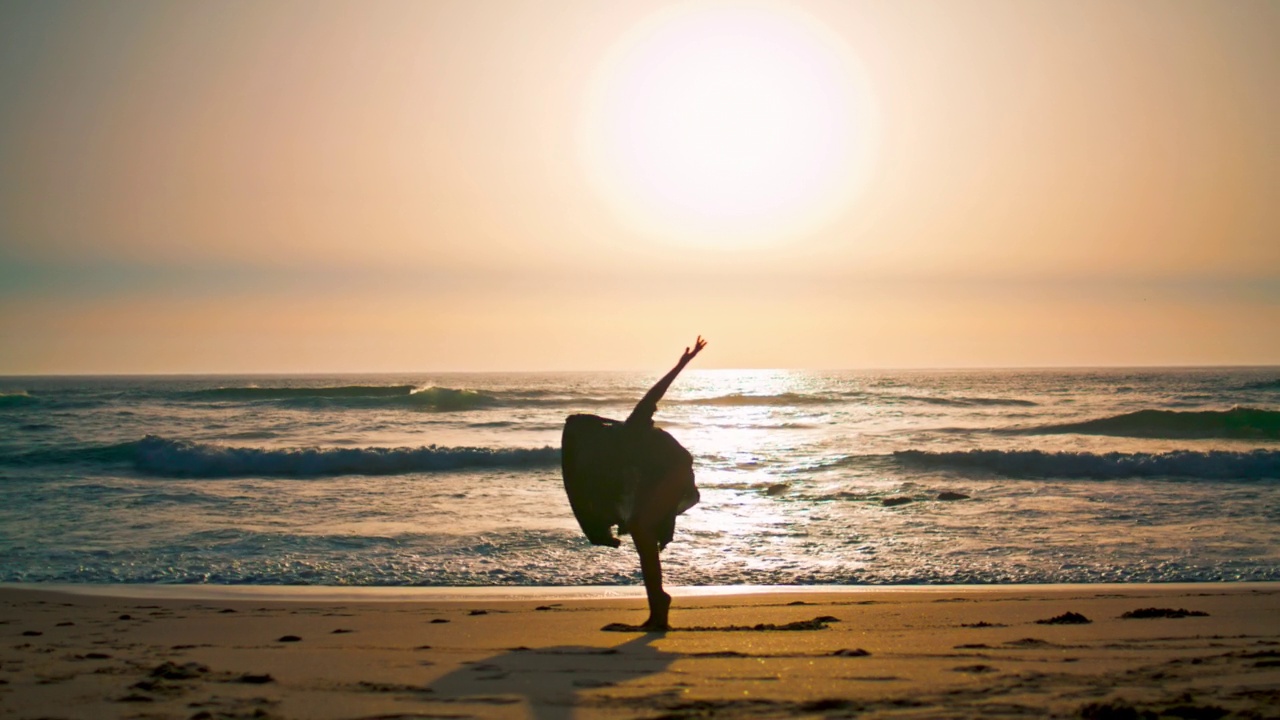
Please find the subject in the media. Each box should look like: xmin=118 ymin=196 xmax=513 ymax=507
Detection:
xmin=640 ymin=591 xmax=672 ymax=631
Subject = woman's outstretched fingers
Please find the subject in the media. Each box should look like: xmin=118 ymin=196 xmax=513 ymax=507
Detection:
xmin=685 ymin=336 xmax=707 ymax=360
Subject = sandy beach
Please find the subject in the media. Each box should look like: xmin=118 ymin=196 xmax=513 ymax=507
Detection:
xmin=1 ymin=584 xmax=1277 ymax=719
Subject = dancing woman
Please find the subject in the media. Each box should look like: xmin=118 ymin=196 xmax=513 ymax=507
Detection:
xmin=561 ymin=337 xmax=707 ymax=630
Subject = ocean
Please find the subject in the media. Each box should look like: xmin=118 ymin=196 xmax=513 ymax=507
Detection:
xmin=1 ymin=368 xmax=1277 ymax=587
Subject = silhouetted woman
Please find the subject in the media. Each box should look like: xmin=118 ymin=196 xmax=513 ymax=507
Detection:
xmin=561 ymin=337 xmax=706 ymax=630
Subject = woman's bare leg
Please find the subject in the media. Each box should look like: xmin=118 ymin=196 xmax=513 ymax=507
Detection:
xmin=629 ymin=467 xmax=694 ymax=630
xmin=631 ymin=525 xmax=671 ymax=630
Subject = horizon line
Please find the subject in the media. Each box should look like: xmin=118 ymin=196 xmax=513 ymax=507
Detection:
xmin=2 ymin=363 xmax=1279 ymax=378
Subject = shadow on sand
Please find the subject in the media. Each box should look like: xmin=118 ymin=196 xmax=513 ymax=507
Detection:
xmin=428 ymin=632 xmax=677 ymax=720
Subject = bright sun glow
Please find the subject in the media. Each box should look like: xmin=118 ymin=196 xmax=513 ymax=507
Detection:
xmin=580 ymin=1 xmax=877 ymax=246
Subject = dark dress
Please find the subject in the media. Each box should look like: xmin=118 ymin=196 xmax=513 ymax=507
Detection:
xmin=561 ymin=409 xmax=698 ymax=550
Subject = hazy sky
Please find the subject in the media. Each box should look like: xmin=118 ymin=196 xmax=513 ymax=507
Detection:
xmin=1 ymin=0 xmax=1276 ymax=373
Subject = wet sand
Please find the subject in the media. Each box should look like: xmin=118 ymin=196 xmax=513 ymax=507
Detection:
xmin=1 ymin=583 xmax=1277 ymax=719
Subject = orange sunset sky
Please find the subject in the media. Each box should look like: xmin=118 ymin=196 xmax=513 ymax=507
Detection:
xmin=1 ymin=0 xmax=1277 ymax=373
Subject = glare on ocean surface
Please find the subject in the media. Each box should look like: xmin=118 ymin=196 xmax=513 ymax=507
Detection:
xmin=579 ymin=2 xmax=877 ymax=245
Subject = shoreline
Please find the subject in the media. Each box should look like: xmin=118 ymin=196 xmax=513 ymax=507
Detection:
xmin=2 ymin=583 xmax=1277 ymax=718
xmin=5 ymin=580 xmax=1280 ymax=603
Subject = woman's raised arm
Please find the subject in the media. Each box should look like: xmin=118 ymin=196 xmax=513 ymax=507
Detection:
xmin=627 ymin=336 xmax=707 ymax=427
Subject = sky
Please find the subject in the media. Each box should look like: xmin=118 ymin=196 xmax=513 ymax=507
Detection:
xmin=1 ymin=0 xmax=1277 ymax=373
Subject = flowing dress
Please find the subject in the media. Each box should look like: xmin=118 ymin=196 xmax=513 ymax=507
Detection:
xmin=560 ymin=412 xmax=699 ymax=549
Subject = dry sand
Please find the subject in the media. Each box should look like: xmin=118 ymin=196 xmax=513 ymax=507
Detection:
xmin=0 ymin=583 xmax=1277 ymax=719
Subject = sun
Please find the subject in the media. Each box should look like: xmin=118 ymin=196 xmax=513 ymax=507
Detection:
xmin=579 ymin=1 xmax=877 ymax=246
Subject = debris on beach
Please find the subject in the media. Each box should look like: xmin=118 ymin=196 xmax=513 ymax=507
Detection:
xmin=1036 ymin=611 xmax=1092 ymax=625
xmin=1120 ymin=608 xmax=1209 ymax=619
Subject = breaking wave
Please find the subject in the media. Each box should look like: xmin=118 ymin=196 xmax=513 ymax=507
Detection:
xmin=187 ymin=386 xmax=889 ymax=410
xmin=2 ymin=436 xmax=560 ymax=478
xmin=894 ymin=448 xmax=1280 ymax=480
xmin=189 ymin=385 xmax=500 ymax=411
xmin=151 ymin=384 xmax=1043 ymax=412
xmin=400 ymin=387 xmax=499 ymax=411
xmin=0 ymin=392 xmax=38 ymax=408
xmin=1018 ymin=407 xmax=1280 ymax=440
xmin=190 ymin=385 xmax=418 ymax=400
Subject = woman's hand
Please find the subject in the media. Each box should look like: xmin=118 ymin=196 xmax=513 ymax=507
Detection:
xmin=682 ymin=336 xmax=707 ymax=363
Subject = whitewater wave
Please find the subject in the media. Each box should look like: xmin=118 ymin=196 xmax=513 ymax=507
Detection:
xmin=190 ymin=385 xmax=502 ymax=411
xmin=894 ymin=448 xmax=1280 ymax=480
xmin=3 ymin=436 xmax=560 ymax=478
xmin=401 ymin=387 xmax=500 ymax=411
xmin=190 ymin=385 xmax=418 ymax=400
xmin=1017 ymin=407 xmax=1280 ymax=440
xmin=185 ymin=385 xmax=871 ymax=411
xmin=165 ymin=383 xmax=1047 ymax=413
xmin=0 ymin=392 xmax=38 ymax=408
